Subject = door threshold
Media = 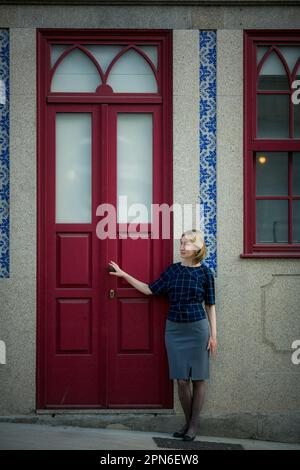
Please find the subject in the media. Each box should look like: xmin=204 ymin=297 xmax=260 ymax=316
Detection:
xmin=36 ymin=409 xmax=175 ymax=415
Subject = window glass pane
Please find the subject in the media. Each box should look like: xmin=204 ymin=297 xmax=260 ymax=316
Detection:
xmin=292 ymin=200 xmax=300 ymax=242
xmin=258 ymin=51 xmax=289 ymax=90
xmin=256 ymin=152 xmax=288 ymax=196
xmin=256 ymin=200 xmax=288 ymax=243
xmin=56 ymin=113 xmax=92 ymax=223
xmin=292 ymin=152 xmax=300 ymax=195
xmin=257 ymin=46 xmax=270 ymax=66
xmin=50 ymin=44 xmax=70 ymax=68
xmin=84 ymin=45 xmax=124 ymax=73
xmin=51 ymin=48 xmax=101 ymax=92
xmin=257 ymin=95 xmax=289 ymax=138
xmin=56 ymin=45 xmax=158 ymax=75
xmin=278 ymin=46 xmax=300 ymax=73
xmin=117 ymin=113 xmax=153 ymax=223
xmin=107 ymin=49 xmax=157 ymax=93
xmin=138 ymin=45 xmax=158 ymax=68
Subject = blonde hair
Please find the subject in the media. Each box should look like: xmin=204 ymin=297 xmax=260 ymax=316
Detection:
xmin=181 ymin=228 xmax=206 ymax=265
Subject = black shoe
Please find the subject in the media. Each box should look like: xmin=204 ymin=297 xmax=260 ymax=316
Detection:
xmin=183 ymin=433 xmax=196 ymax=441
xmin=173 ymin=430 xmax=187 ymax=438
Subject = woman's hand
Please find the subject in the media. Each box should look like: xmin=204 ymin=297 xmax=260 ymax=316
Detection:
xmin=207 ymin=336 xmax=217 ymax=357
xmin=108 ymin=261 xmax=125 ymax=278
xmin=108 ymin=262 xmax=150 ymax=295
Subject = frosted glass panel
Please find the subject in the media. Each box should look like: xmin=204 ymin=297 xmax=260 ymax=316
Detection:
xmin=61 ymin=45 xmax=157 ymax=73
xmin=257 ymin=46 xmax=270 ymax=65
xmin=139 ymin=46 xmax=158 ymax=68
xmin=117 ymin=114 xmax=153 ymax=223
xmin=51 ymin=44 xmax=70 ymax=68
xmin=51 ymin=49 xmax=101 ymax=92
xmin=107 ymin=49 xmax=157 ymax=92
xmin=257 ymin=95 xmax=289 ymax=138
xmin=256 ymin=152 xmax=288 ymax=196
xmin=278 ymin=46 xmax=300 ymax=73
xmin=56 ymin=114 xmax=92 ymax=223
xmin=256 ymin=200 xmax=288 ymax=243
xmin=259 ymin=51 xmax=286 ymax=74
xmin=85 ymin=45 xmax=124 ymax=73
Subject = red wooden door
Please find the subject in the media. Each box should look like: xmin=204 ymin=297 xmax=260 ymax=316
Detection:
xmin=40 ymin=103 xmax=172 ymax=408
xmin=37 ymin=29 xmax=173 ymax=410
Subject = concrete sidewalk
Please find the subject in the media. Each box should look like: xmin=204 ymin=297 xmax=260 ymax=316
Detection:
xmin=0 ymin=422 xmax=299 ymax=450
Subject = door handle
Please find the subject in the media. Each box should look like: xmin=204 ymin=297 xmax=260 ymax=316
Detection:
xmin=109 ymin=288 xmax=116 ymax=299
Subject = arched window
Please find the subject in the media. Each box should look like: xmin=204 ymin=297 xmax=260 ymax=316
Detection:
xmin=258 ymin=49 xmax=289 ymax=90
xmin=51 ymin=48 xmax=101 ymax=92
xmin=107 ymin=48 xmax=157 ymax=93
xmin=50 ymin=44 xmax=158 ymax=94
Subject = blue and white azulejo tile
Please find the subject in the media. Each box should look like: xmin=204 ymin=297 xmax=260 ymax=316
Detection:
xmin=199 ymin=31 xmax=217 ymax=276
xmin=0 ymin=29 xmax=9 ymax=278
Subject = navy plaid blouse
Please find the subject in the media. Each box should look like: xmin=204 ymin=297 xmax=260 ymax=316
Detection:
xmin=148 ymin=261 xmax=215 ymax=322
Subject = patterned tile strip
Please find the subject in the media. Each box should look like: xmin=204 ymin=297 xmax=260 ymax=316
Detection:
xmin=0 ymin=29 xmax=9 ymax=278
xmin=199 ymin=31 xmax=217 ymax=276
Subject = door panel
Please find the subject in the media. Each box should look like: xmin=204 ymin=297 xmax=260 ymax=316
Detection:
xmin=46 ymin=105 xmax=104 ymax=407
xmin=107 ymin=105 xmax=171 ymax=407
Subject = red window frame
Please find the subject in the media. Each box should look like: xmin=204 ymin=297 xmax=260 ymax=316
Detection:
xmin=242 ymin=30 xmax=300 ymax=258
xmin=38 ymin=28 xmax=171 ymax=104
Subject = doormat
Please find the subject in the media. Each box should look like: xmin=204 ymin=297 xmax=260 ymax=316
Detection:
xmin=152 ymin=437 xmax=244 ymax=450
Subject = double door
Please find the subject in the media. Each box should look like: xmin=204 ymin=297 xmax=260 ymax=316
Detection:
xmin=40 ymin=103 xmax=173 ymax=408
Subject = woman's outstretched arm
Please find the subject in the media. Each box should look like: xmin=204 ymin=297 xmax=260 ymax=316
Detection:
xmin=108 ymin=260 xmax=153 ymax=296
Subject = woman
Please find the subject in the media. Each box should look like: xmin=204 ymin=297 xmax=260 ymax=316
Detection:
xmin=108 ymin=228 xmax=217 ymax=442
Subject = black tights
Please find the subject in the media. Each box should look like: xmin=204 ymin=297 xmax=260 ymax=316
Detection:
xmin=176 ymin=378 xmax=206 ymax=435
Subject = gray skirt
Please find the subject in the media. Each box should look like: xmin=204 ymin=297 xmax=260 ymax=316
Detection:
xmin=165 ymin=317 xmax=210 ymax=380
